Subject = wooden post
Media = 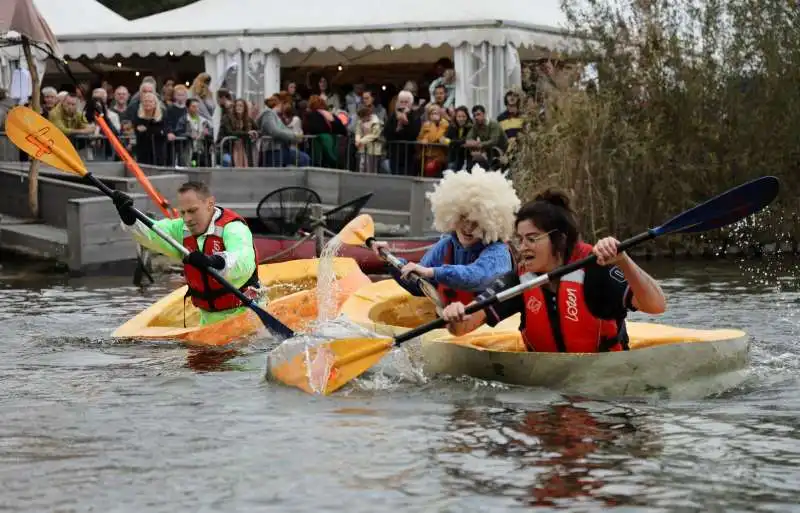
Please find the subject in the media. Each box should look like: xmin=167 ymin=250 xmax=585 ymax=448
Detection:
xmin=312 ymin=203 xmax=325 ymax=256
xmin=22 ymin=36 xmax=41 ymax=219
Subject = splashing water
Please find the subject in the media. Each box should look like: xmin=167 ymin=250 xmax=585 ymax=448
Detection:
xmin=265 ymin=233 xmax=428 ymax=394
xmin=315 ymin=235 xmax=343 ymax=323
xmin=726 ymin=208 xmax=800 ymax=383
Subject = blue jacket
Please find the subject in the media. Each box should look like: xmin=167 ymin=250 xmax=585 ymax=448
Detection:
xmin=389 ymin=233 xmax=513 ymax=297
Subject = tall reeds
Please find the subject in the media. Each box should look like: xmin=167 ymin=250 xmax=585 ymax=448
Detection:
xmin=513 ymin=0 xmax=800 ymax=252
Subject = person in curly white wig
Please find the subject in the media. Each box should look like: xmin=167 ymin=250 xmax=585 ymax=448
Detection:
xmin=372 ymin=165 xmax=520 ymax=306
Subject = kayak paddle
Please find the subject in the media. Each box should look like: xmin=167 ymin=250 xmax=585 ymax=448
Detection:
xmin=5 ymin=105 xmax=296 ymax=340
xmin=92 ymin=111 xmax=179 ymax=219
xmin=338 ymin=214 xmax=445 ymax=311
xmin=267 ymin=175 xmax=780 ymax=395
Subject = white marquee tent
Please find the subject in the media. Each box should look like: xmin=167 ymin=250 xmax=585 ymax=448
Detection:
xmin=54 ymin=0 xmax=575 ymax=116
xmin=32 ymin=0 xmax=130 ymax=36
xmin=1 ymin=0 xmax=132 ymax=90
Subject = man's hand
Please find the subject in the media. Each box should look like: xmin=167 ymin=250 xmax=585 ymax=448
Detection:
xmin=111 ymin=190 xmax=136 ymax=225
xmin=183 ymin=251 xmax=225 ymax=270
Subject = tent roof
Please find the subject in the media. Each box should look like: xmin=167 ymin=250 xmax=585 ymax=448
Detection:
xmin=33 ymin=0 xmax=130 ymax=36
xmin=55 ymin=0 xmax=574 ymax=59
xmin=0 ymin=0 xmax=60 ymax=55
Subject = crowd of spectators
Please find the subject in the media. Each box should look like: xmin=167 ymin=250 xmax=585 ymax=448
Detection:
xmin=0 ymin=57 xmax=573 ymax=177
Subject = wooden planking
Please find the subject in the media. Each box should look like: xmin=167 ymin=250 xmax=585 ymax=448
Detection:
xmin=0 ymin=222 xmax=68 ymax=257
xmin=66 ymin=194 xmax=148 ymax=271
xmin=212 ymin=170 xmax=307 ymax=203
xmin=338 ymin=172 xmax=426 ymax=211
xmin=78 ymin=238 xmax=140 ymax=266
xmin=304 ymin=168 xmax=341 ymax=204
xmin=138 ymin=165 xmax=212 ymax=184
xmin=409 ymin=179 xmax=437 ymax=236
xmin=135 ymin=164 xmax=438 ymax=216
xmin=85 ymin=162 xmax=126 ymax=177
xmin=0 ymin=167 xmax=100 ymax=227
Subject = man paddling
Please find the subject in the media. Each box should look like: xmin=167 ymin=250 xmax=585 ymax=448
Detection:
xmin=112 ymin=181 xmax=261 ymax=325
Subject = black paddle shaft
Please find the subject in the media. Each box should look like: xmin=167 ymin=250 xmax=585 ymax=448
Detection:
xmin=83 ymin=173 xmax=295 ymax=339
xmin=364 ymin=236 xmax=434 ymax=292
xmin=392 ymin=230 xmax=657 ymax=346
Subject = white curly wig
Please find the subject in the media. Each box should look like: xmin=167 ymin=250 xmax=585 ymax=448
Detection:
xmin=426 ymin=165 xmax=521 ymax=243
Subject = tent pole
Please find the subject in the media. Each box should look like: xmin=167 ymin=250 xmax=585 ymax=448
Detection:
xmin=21 ymin=35 xmax=41 ymax=219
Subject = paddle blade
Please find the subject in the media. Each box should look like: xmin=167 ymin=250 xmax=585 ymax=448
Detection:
xmin=253 ymin=306 xmax=295 ymax=339
xmin=5 ymin=106 xmax=87 ymax=175
xmin=337 ymin=214 xmax=375 ymax=246
xmin=267 ymin=337 xmax=393 ymax=395
xmin=655 ymin=176 xmax=780 ymax=235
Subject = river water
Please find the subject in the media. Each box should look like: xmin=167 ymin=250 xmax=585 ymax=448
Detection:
xmin=1 ymin=256 xmax=799 ymax=512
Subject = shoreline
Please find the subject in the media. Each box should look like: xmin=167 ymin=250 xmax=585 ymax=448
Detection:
xmin=1 ymin=240 xmax=798 ymax=280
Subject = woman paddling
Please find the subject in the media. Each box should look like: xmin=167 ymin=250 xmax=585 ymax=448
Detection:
xmin=441 ymin=189 xmax=667 ymax=352
xmin=371 ymin=165 xmax=520 ymax=306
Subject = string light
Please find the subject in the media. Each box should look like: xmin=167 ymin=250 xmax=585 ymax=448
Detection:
xmin=116 ymin=62 xmax=122 ymax=67
xmin=135 ymin=71 xmax=140 ymax=77
xmin=185 ymin=81 xmax=190 ymax=86
xmin=381 ymin=85 xmax=387 ymax=91
xmin=337 ymin=64 xmax=343 ymax=71
xmin=169 ymin=51 xmax=174 ymax=56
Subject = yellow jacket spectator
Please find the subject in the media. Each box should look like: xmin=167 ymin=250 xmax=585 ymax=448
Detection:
xmin=48 ymin=93 xmax=93 ymax=136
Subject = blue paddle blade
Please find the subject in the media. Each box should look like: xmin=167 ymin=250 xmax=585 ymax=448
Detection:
xmin=653 ymin=176 xmax=780 ymax=236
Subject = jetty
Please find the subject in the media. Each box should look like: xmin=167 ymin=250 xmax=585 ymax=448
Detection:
xmin=0 ymin=153 xmax=439 ymax=274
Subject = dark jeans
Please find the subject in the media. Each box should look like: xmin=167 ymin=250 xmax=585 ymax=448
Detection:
xmin=260 ymin=147 xmax=311 ymax=167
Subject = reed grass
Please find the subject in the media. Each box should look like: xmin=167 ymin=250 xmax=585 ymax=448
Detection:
xmin=512 ymin=0 xmax=800 ymax=253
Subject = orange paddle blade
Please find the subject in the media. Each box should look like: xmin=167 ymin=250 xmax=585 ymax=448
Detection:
xmin=268 ymin=337 xmax=394 ymax=395
xmin=5 ymin=106 xmax=87 ymax=175
xmin=337 ymin=214 xmax=375 ymax=246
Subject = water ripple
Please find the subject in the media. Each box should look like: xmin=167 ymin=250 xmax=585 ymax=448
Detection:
xmin=1 ymin=258 xmax=800 ymax=511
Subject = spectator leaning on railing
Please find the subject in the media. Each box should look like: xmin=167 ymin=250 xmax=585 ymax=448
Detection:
xmin=384 ymin=90 xmax=422 ymax=175
xmin=417 ymin=103 xmax=449 ymax=177
xmin=256 ymin=94 xmax=310 ymax=167
xmin=305 ymin=94 xmax=348 ymax=169
xmin=41 ymin=86 xmax=58 ymax=119
xmin=220 ymin=98 xmax=258 ymax=168
xmin=125 ymin=77 xmax=166 ymax=123
xmin=212 ymin=88 xmax=234 ymax=144
xmin=83 ymin=88 xmax=120 ymax=161
xmin=463 ymin=105 xmax=508 ymax=171
xmin=110 ymin=86 xmax=129 ymax=120
xmin=132 ymin=91 xmax=167 ymax=166
xmin=49 ymin=92 xmax=95 ymax=141
xmin=185 ymin=98 xmax=212 ymax=167
xmin=442 ymin=105 xmax=473 ymax=171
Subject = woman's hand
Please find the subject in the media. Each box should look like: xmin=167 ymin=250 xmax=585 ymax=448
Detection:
xmin=400 ymin=262 xmax=434 ymax=279
xmin=593 ymin=237 xmax=625 ymax=266
xmin=442 ymin=302 xmax=468 ymax=322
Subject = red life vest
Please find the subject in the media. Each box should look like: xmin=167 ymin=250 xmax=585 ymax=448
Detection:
xmin=436 ymin=238 xmax=516 ymax=306
xmin=183 ymin=208 xmax=260 ymax=312
xmin=436 ymin=239 xmax=476 ymax=307
xmin=521 ymin=242 xmax=624 ymax=353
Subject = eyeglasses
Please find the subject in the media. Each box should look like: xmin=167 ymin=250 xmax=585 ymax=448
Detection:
xmin=512 ymin=229 xmax=555 ymax=248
